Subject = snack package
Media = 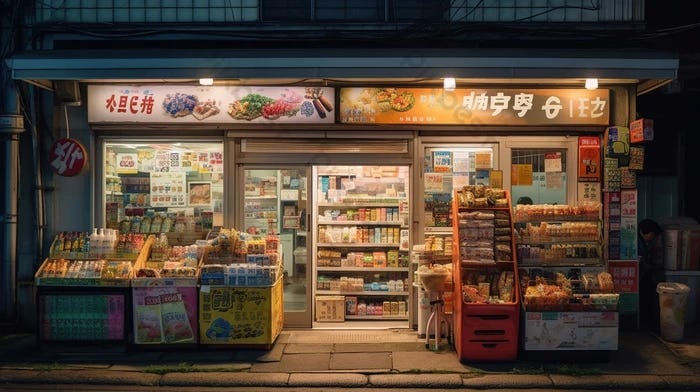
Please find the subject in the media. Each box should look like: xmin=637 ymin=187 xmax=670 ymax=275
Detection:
xmin=159 ymin=288 xmax=195 ymax=344
xmin=134 ymin=292 xmax=164 ymax=344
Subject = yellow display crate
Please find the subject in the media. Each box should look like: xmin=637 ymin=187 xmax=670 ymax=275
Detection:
xmin=198 ymin=277 xmax=283 ymax=348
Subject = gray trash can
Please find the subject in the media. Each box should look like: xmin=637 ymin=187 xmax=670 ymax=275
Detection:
xmin=656 ymin=282 xmax=691 ymax=341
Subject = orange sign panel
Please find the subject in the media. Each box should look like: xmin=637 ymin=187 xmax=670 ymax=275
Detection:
xmin=339 ymin=88 xmax=609 ymax=126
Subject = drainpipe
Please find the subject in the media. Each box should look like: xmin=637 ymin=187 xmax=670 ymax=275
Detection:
xmin=0 ymin=86 xmax=24 ymax=322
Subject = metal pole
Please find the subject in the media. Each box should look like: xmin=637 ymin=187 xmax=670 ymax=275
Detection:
xmin=0 ymin=108 xmax=24 ymax=322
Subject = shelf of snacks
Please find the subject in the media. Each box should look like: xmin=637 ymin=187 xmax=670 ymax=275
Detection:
xmin=131 ymin=233 xmax=204 ymax=345
xmin=451 ymin=185 xmax=521 ymax=362
xmin=513 ymin=203 xmax=603 ymax=267
xmin=37 ymin=232 xmax=152 ymax=287
xmin=197 ymin=228 xmax=284 ymax=348
xmin=513 ymin=203 xmax=618 ymax=352
xmin=35 ymin=233 xmax=153 ymax=344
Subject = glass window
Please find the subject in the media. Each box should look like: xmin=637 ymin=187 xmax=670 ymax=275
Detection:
xmin=103 ymin=141 xmax=224 ymax=242
xmin=511 ymin=148 xmax=567 ymax=205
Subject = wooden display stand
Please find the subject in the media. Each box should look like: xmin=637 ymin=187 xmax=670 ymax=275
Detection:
xmin=451 ymin=188 xmax=521 ymax=362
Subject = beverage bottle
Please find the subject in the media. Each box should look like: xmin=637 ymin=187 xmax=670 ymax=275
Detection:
xmin=52 ymin=234 xmax=63 ymax=257
xmin=97 ymin=228 xmax=106 ymax=258
xmin=63 ymin=232 xmax=72 ymax=253
xmin=89 ymin=228 xmax=99 ymax=257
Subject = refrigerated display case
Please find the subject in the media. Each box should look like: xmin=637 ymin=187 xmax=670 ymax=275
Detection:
xmin=244 ymin=170 xmax=280 ymax=235
xmin=313 ymin=166 xmax=410 ymax=326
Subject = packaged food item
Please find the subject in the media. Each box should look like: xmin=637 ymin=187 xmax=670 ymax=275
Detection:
xmin=159 ymin=289 xmax=195 ymax=344
xmin=134 ymin=293 xmax=164 ymax=344
xmin=597 ymin=271 xmax=614 ymax=292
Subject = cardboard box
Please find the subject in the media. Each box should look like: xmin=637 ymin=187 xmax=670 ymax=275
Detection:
xmin=199 ymin=277 xmax=283 ymax=346
xmin=630 ymin=118 xmax=654 ymax=143
xmin=316 ymin=296 xmax=345 ymax=322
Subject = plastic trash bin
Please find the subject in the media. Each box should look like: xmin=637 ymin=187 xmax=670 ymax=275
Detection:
xmin=656 ymin=282 xmax=691 ymax=341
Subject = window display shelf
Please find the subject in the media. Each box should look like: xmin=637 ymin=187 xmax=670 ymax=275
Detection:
xmin=317 ymin=266 xmax=405 ymax=272
xmin=319 ymin=220 xmax=402 ymax=226
xmin=317 ymin=243 xmax=400 ymax=248
xmin=316 ymin=290 xmax=409 ymax=296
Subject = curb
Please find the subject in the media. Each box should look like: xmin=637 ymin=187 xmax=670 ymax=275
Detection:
xmin=2 ymin=368 xmax=700 ymax=390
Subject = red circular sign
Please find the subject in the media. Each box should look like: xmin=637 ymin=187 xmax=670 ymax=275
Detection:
xmin=49 ymin=138 xmax=88 ymax=176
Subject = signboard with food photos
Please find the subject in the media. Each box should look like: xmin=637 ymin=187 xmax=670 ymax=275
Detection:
xmin=88 ymin=85 xmax=335 ymax=123
xmin=339 ymin=87 xmax=609 ymax=126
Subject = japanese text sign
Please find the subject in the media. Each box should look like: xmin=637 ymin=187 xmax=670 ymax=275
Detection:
xmin=609 ymin=260 xmax=639 ymax=293
xmin=49 ymin=138 xmax=87 ymax=176
xmin=578 ymin=136 xmax=601 ymax=182
xmin=88 ymin=85 xmax=335 ymax=124
xmin=339 ymin=88 xmax=609 ymax=125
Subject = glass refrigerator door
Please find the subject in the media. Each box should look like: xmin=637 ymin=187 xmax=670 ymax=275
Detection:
xmin=242 ymin=167 xmax=312 ymax=328
xmin=422 ymin=145 xmax=497 ymax=257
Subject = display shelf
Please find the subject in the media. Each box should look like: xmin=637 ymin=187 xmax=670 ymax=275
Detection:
xmin=344 ymin=315 xmax=407 ymax=320
xmin=318 ymin=220 xmax=402 ymax=226
xmin=452 ymin=187 xmax=520 ymax=362
xmin=314 ymin=166 xmax=410 ymax=325
xmin=317 ymin=267 xmax=406 ymax=272
xmin=513 ymin=203 xmax=618 ymax=352
xmin=318 ymin=202 xmax=402 ymax=207
xmin=317 ymin=243 xmax=400 ymax=248
xmin=316 ymin=290 xmax=409 ymax=296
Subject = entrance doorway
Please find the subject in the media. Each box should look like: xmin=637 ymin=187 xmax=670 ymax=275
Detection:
xmin=240 ymin=167 xmax=311 ymax=328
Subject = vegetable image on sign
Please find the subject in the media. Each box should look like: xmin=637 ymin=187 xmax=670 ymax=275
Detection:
xmin=49 ymin=138 xmax=88 ymax=176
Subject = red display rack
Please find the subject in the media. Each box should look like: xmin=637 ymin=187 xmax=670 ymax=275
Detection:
xmin=451 ymin=188 xmax=521 ymax=362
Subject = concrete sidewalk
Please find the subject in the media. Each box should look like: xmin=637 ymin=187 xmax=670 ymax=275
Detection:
xmin=0 ymin=328 xmax=699 ymax=390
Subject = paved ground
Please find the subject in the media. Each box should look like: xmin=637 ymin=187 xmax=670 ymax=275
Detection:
xmin=0 ymin=326 xmax=698 ymax=390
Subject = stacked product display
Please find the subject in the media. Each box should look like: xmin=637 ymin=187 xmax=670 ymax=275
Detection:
xmin=35 ymin=230 xmax=152 ymax=343
xmin=313 ymin=166 xmax=410 ymax=324
xmin=197 ymin=228 xmax=284 ymax=347
xmin=452 ymin=185 xmax=520 ymax=361
xmin=513 ymin=203 xmax=620 ymax=352
xmin=132 ymin=233 xmax=202 ymax=345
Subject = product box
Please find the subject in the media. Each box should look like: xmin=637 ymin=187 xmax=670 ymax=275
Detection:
xmin=629 ymin=118 xmax=654 ymax=143
xmin=345 ymin=296 xmax=358 ymax=316
xmin=38 ymin=293 xmax=126 ymax=341
xmin=605 ymin=126 xmax=630 ymax=166
xmin=198 ymin=277 xmax=283 ymax=346
xmin=523 ymin=311 xmax=618 ymax=351
xmin=316 ymin=296 xmax=345 ymax=322
xmin=132 ymin=285 xmax=197 ymax=345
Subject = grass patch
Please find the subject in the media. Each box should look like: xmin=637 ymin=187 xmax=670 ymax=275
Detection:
xmin=142 ymin=362 xmax=246 ymax=375
xmin=142 ymin=362 xmax=196 ymax=375
xmin=548 ymin=364 xmax=602 ymax=376
xmin=511 ymin=366 xmax=545 ymax=374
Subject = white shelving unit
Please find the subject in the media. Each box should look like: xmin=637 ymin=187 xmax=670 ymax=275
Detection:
xmin=312 ymin=166 xmax=410 ymax=326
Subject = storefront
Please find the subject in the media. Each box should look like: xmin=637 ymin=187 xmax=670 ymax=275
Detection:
xmin=7 ymin=48 xmax=678 ymax=343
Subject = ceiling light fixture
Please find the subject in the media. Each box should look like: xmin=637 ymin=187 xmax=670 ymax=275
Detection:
xmin=443 ymin=77 xmax=456 ymax=91
xmin=585 ymin=78 xmax=598 ymax=90
xmin=199 ymin=78 xmax=214 ymax=86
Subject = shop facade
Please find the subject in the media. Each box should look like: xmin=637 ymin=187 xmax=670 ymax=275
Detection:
xmin=6 ymin=48 xmax=679 ymax=346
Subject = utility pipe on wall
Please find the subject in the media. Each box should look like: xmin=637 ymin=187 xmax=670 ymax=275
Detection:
xmin=0 ymin=87 xmax=24 ymax=322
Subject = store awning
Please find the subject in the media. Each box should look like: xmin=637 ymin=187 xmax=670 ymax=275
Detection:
xmin=6 ymin=47 xmax=678 ymax=95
